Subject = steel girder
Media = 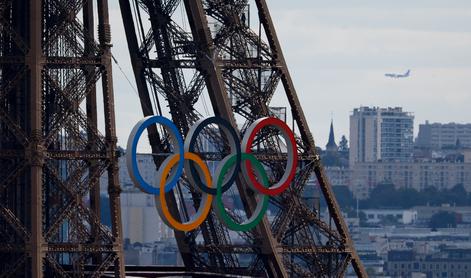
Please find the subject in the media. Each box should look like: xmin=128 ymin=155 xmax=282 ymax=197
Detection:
xmin=119 ymin=0 xmax=367 ymax=277
xmin=0 ymin=0 xmax=124 ymax=276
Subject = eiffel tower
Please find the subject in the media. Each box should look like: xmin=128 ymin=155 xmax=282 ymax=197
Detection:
xmin=0 ymin=0 xmax=124 ymax=276
xmin=119 ymin=0 xmax=367 ymax=277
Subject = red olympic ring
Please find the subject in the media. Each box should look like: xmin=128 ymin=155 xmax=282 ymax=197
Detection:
xmin=242 ymin=117 xmax=298 ymax=196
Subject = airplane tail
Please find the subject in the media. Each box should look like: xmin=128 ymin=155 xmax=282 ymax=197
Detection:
xmin=405 ymin=69 xmax=410 ymax=76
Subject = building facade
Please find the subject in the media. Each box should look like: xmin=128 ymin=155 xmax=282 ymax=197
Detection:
xmin=362 ymin=209 xmax=418 ymax=225
xmin=350 ymin=107 xmax=414 ymax=165
xmin=386 ymin=248 xmax=471 ymax=278
xmin=100 ymin=153 xmax=174 ymax=243
xmin=414 ymin=205 xmax=471 ymax=225
xmin=350 ymin=161 xmax=471 ymax=199
xmin=121 ymin=190 xmax=174 ymax=243
xmin=416 ymin=121 xmax=471 ymax=149
xmin=324 ymin=166 xmax=351 ymax=187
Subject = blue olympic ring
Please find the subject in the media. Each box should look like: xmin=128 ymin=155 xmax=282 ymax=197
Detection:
xmin=126 ymin=116 xmax=184 ymax=195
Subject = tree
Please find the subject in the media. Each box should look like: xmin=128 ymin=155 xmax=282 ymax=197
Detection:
xmin=338 ymin=135 xmax=348 ymax=152
xmin=429 ymin=211 xmax=458 ymax=229
xmin=332 ymin=185 xmax=355 ymax=209
xmin=449 ymin=184 xmax=468 ymax=206
xmin=397 ymin=188 xmax=421 ymax=208
xmin=363 ymin=182 xmax=397 ymax=208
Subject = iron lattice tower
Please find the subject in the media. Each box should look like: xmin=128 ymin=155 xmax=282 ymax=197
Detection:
xmin=119 ymin=0 xmax=367 ymax=277
xmin=0 ymin=0 xmax=124 ymax=276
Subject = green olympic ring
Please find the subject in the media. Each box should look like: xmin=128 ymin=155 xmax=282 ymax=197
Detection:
xmin=213 ymin=153 xmax=270 ymax=232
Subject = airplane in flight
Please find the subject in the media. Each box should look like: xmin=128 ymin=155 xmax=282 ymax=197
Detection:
xmin=385 ymin=69 xmax=410 ymax=78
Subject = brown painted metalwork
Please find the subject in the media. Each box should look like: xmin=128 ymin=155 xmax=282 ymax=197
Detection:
xmin=1 ymin=0 xmax=367 ymax=276
xmin=118 ymin=0 xmax=367 ymax=277
xmin=0 ymin=0 xmax=125 ymax=276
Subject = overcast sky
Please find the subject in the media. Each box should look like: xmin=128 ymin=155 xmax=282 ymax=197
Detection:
xmin=107 ymin=0 xmax=471 ymax=149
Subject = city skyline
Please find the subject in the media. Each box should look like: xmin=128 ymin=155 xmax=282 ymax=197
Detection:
xmin=106 ymin=0 xmax=471 ymax=150
xmin=2 ymin=1 xmax=469 ymax=276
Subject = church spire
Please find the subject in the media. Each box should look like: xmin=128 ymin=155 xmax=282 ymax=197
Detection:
xmin=326 ymin=119 xmax=338 ymax=152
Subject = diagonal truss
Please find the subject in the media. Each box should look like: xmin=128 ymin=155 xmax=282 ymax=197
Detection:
xmin=0 ymin=0 xmax=124 ymax=276
xmin=119 ymin=0 xmax=367 ymax=277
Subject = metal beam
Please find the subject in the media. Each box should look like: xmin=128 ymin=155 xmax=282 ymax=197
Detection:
xmin=183 ymin=1 xmax=288 ymax=276
xmin=254 ymin=0 xmax=367 ymax=276
xmin=27 ymin=0 xmax=45 ymax=276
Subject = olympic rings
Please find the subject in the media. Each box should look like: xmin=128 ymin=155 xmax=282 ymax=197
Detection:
xmin=214 ymin=153 xmax=269 ymax=232
xmin=242 ymin=117 xmax=298 ymax=196
xmin=126 ymin=116 xmax=184 ymax=195
xmin=126 ymin=115 xmax=298 ymax=232
xmin=155 ymin=152 xmax=213 ymax=231
xmin=184 ymin=117 xmax=241 ymax=195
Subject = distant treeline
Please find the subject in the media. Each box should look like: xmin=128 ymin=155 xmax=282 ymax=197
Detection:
xmin=99 ymin=184 xmax=471 ymax=227
xmin=332 ymin=183 xmax=471 ymax=210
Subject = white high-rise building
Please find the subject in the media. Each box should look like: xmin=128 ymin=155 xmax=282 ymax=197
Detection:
xmin=349 ymin=107 xmax=414 ymax=165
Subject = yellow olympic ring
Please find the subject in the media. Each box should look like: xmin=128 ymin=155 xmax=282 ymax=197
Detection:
xmin=155 ymin=152 xmax=213 ymax=231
